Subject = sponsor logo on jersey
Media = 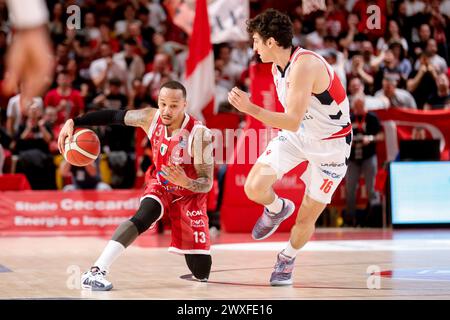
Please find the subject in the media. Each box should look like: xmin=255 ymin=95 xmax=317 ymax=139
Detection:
xmin=321 ymin=162 xmax=345 ymax=167
xmin=320 ymin=169 xmax=342 ymax=179
xmin=191 ymin=220 xmax=205 ymax=228
xmin=187 ymin=210 xmax=203 ymax=217
xmin=160 ymin=143 xmax=168 ymax=156
xmin=266 ymin=149 xmax=272 ymax=155
xmin=303 ymin=113 xmax=314 ymax=120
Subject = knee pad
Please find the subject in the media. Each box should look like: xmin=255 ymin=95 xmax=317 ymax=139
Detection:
xmin=185 ymin=254 xmax=212 ymax=281
xmin=130 ymin=197 xmax=162 ymax=234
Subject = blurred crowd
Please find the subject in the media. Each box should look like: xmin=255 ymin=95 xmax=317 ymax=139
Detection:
xmin=0 ymin=0 xmax=449 ymax=191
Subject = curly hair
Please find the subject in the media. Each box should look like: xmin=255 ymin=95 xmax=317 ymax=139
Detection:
xmin=246 ymin=9 xmax=293 ymax=49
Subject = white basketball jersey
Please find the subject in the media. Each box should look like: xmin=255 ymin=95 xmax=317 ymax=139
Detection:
xmin=272 ymin=47 xmax=351 ymax=140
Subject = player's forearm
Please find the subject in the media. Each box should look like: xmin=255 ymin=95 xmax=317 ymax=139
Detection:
xmin=247 ymin=103 xmax=302 ymax=132
xmin=184 ymin=161 xmax=214 ymax=193
xmin=184 ymin=176 xmax=213 ymax=193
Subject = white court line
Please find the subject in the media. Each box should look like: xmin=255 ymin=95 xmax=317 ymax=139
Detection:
xmin=211 ymin=239 xmax=450 ymax=252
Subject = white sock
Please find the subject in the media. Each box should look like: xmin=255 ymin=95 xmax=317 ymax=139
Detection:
xmin=282 ymin=241 xmax=299 ymax=259
xmin=265 ymin=196 xmax=283 ymax=213
xmin=94 ymin=240 xmax=125 ymax=271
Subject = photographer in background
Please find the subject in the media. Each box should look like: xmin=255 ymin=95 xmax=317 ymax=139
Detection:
xmin=345 ymin=94 xmax=384 ymax=227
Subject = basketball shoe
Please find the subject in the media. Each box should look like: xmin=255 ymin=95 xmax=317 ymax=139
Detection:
xmin=270 ymin=251 xmax=295 ymax=286
xmin=81 ymin=266 xmax=113 ymax=291
xmin=252 ymin=198 xmax=295 ymax=240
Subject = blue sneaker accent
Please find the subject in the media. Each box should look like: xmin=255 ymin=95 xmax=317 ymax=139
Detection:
xmin=252 ymin=198 xmax=295 ymax=240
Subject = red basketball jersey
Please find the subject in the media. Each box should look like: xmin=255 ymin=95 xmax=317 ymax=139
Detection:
xmin=145 ymin=111 xmax=206 ymax=197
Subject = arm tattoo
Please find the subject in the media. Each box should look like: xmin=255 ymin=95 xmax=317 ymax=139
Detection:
xmin=185 ymin=128 xmax=214 ymax=193
xmin=124 ymin=108 xmax=156 ymax=132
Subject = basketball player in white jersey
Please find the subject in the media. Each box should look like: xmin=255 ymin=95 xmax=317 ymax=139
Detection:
xmin=228 ymin=9 xmax=352 ymax=286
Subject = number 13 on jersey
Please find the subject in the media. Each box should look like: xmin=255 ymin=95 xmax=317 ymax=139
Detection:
xmin=194 ymin=231 xmax=206 ymax=243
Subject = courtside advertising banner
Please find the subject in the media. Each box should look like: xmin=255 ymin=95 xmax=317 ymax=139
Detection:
xmin=0 ymin=190 xmax=151 ymax=236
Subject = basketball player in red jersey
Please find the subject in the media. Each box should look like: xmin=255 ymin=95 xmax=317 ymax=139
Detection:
xmin=228 ymin=9 xmax=352 ymax=286
xmin=58 ymin=81 xmax=214 ymax=290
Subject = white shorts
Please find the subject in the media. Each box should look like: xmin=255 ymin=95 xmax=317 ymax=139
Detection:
xmin=256 ymin=131 xmax=352 ymax=204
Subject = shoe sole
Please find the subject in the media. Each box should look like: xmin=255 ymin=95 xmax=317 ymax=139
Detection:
xmin=252 ymin=199 xmax=296 ymax=241
xmin=81 ymin=283 xmax=113 ymax=291
xmin=270 ymin=280 xmax=293 ymax=286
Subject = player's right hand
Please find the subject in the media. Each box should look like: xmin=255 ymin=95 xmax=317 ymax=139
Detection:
xmin=58 ymin=119 xmax=74 ymax=154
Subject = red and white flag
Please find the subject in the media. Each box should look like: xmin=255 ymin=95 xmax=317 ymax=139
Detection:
xmin=184 ymin=0 xmax=215 ymax=121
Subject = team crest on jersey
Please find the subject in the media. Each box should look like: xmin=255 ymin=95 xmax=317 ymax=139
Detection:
xmin=160 ymin=143 xmax=168 ymax=155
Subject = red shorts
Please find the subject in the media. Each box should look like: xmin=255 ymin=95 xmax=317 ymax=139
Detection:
xmin=142 ymin=179 xmax=210 ymax=255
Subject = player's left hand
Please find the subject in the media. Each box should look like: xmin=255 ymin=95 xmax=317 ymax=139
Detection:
xmin=228 ymin=87 xmax=252 ymax=113
xmin=161 ymin=165 xmax=190 ymax=188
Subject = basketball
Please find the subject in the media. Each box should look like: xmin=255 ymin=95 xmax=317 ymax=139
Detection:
xmin=63 ymin=128 xmax=100 ymax=166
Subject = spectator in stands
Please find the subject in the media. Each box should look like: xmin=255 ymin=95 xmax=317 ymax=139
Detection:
xmin=373 ymin=48 xmax=405 ymax=92
xmin=6 ymin=93 xmax=44 ymax=137
xmin=114 ymin=3 xmax=139 ymax=37
xmin=128 ymin=78 xmax=155 ymax=110
xmin=306 ymin=15 xmax=327 ymax=50
xmin=42 ymin=106 xmax=59 ymax=154
xmin=410 ymin=23 xmax=432 ymax=60
xmin=339 ymin=12 xmax=365 ymax=54
xmin=54 ymin=42 xmax=70 ymax=74
xmin=44 ymin=70 xmax=85 ymax=126
xmin=389 ymin=42 xmax=412 ymax=81
xmin=151 ymin=32 xmax=187 ymax=77
xmin=84 ymin=12 xmax=101 ymax=45
xmin=113 ymin=38 xmax=145 ymax=91
xmin=377 ymin=20 xmax=409 ymax=52
xmin=138 ymin=0 xmax=167 ymax=33
xmin=345 ymin=94 xmax=384 ymax=227
xmin=376 ymin=76 xmax=417 ymax=108
xmin=424 ymin=73 xmax=450 ymax=110
xmin=127 ymin=22 xmax=150 ymax=57
xmin=429 ymin=0 xmax=448 ymax=62
xmin=89 ymin=42 xmax=127 ymax=93
xmin=407 ymin=52 xmax=439 ymax=109
xmin=98 ymin=23 xmax=121 ymax=54
xmin=414 ymin=39 xmax=448 ymax=74
xmin=136 ymin=6 xmax=155 ymax=41
xmin=347 ymin=54 xmax=374 ymax=90
xmin=14 ymin=103 xmax=55 ymax=190
xmin=142 ymin=53 xmax=174 ymax=101
xmin=48 ymin=2 xmax=65 ymax=44
xmin=91 ymin=78 xmax=128 ymax=111
xmin=216 ymin=43 xmax=244 ymax=86
xmin=348 ymin=77 xmax=389 ymax=110
xmin=231 ymin=41 xmax=254 ymax=71
xmin=292 ymin=17 xmax=306 ymax=48
xmin=60 ymin=158 xmax=111 ymax=191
